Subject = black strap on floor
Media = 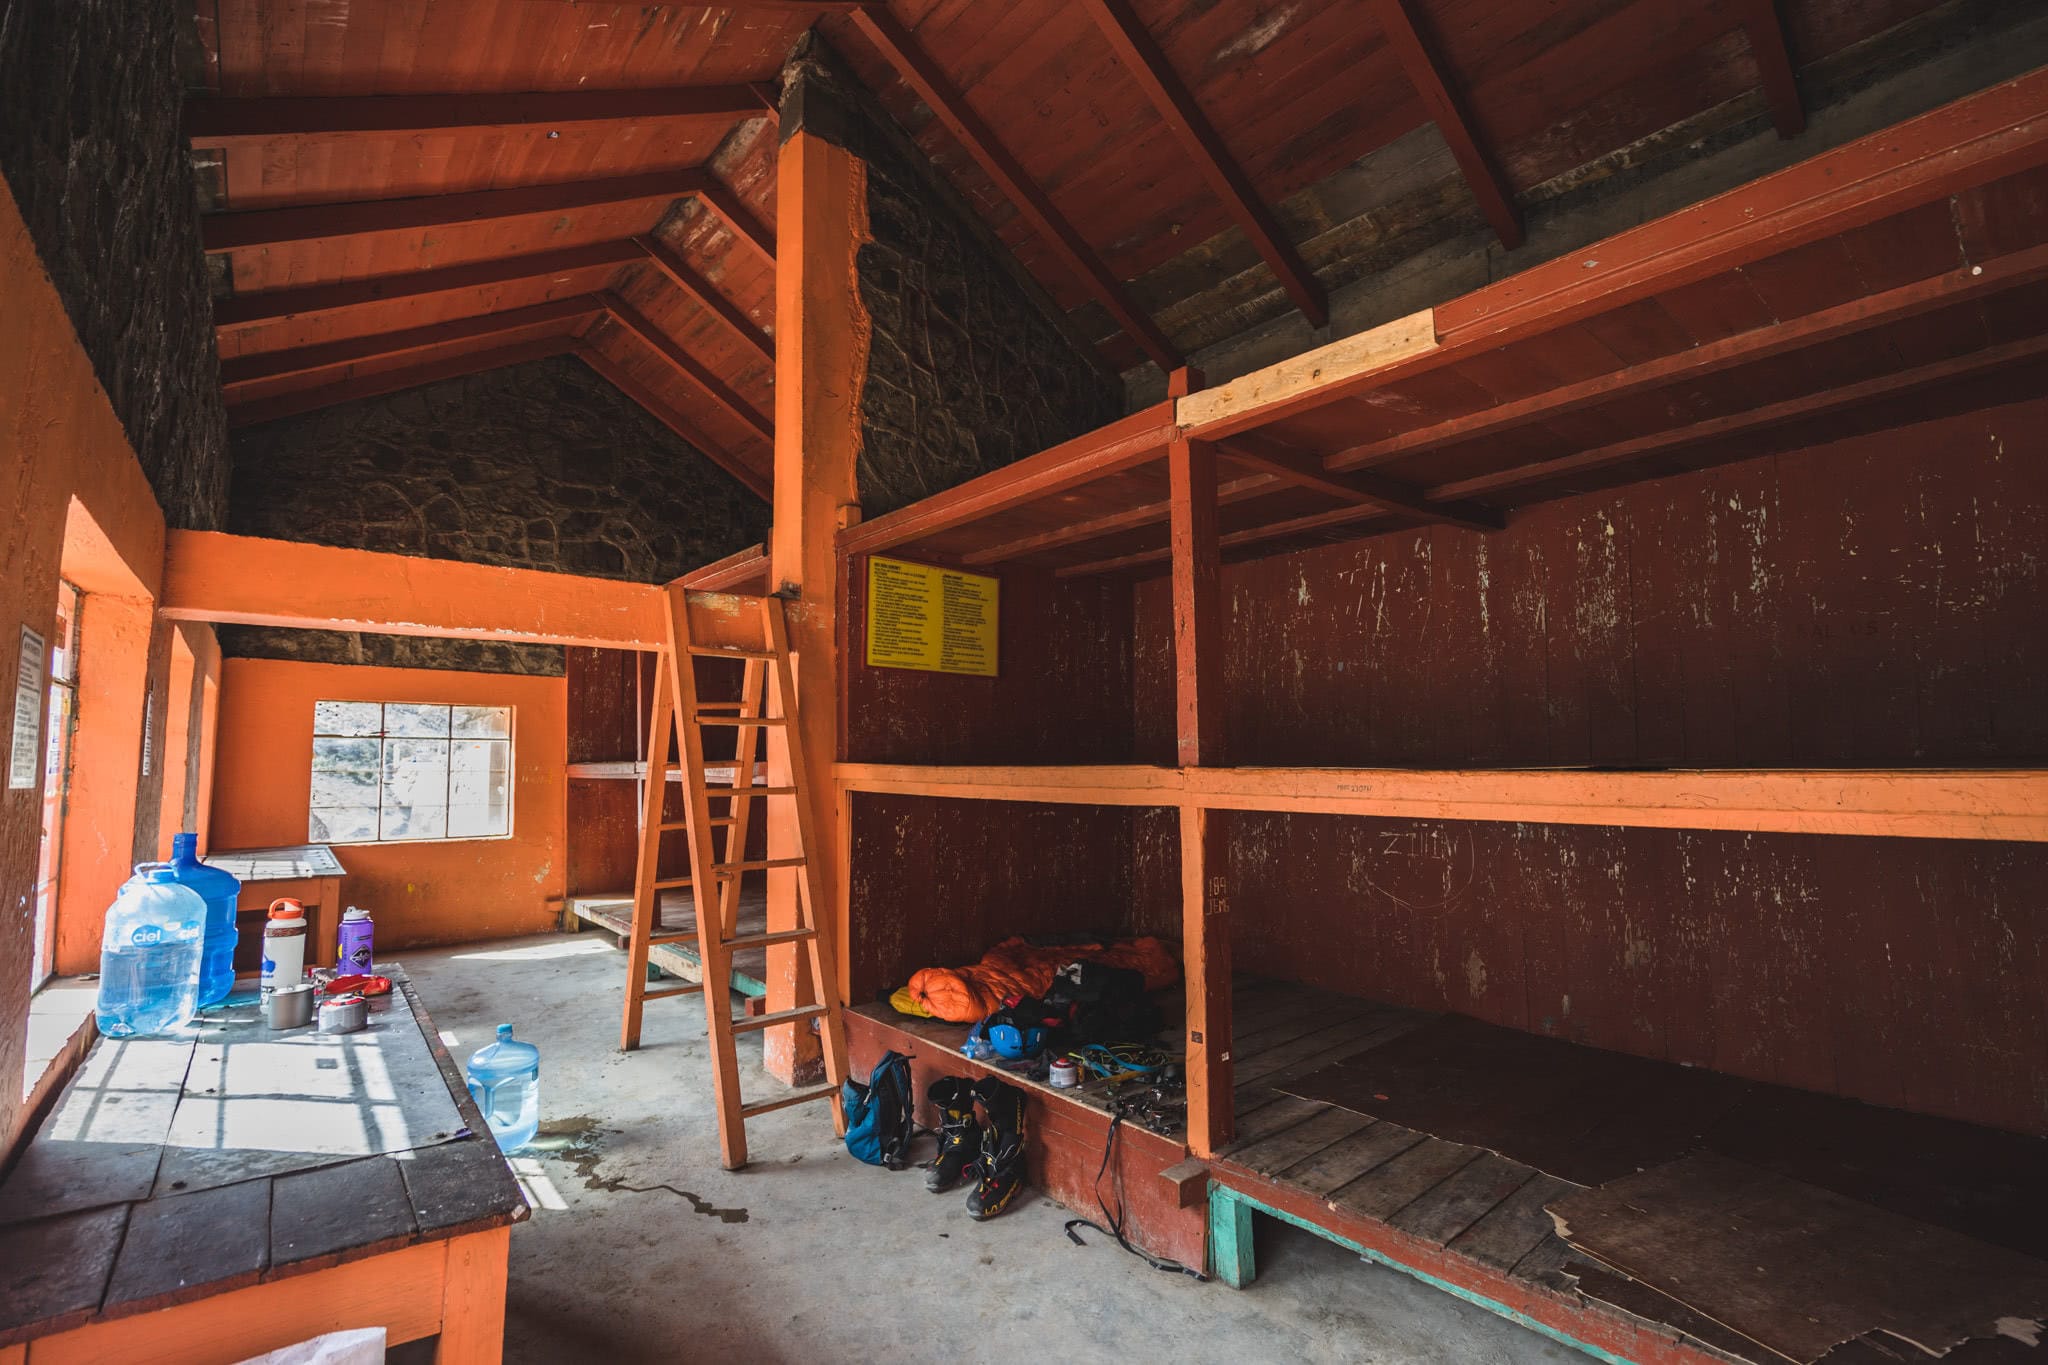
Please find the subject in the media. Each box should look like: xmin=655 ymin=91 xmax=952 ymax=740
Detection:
xmin=1062 ymin=1114 xmax=1207 ymax=1282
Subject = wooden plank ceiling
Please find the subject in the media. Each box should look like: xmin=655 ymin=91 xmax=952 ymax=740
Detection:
xmin=194 ymin=0 xmax=1959 ymax=496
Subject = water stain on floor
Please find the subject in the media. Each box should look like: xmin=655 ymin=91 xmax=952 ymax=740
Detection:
xmin=531 ymin=1115 xmax=749 ymax=1224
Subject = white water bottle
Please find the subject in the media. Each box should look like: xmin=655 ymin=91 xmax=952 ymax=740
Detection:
xmin=261 ymin=898 xmax=308 ymax=994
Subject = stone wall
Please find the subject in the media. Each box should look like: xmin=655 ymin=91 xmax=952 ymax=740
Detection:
xmin=224 ymin=353 xmax=771 ymax=674
xmin=0 ymin=0 xmax=229 ymax=530
xmin=780 ymin=34 xmax=1121 ymax=517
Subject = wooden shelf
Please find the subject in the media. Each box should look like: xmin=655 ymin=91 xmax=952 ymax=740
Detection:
xmin=835 ymin=763 xmax=2048 ymax=842
xmin=569 ymin=760 xmax=767 ymax=783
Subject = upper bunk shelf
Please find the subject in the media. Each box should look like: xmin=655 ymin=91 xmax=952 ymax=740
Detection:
xmin=835 ymin=763 xmax=2048 ymax=843
xmin=838 ymin=69 xmax=2048 ymax=579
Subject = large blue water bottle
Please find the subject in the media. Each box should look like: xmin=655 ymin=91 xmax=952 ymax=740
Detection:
xmin=465 ymin=1024 xmax=541 ymax=1152
xmin=96 ymin=866 xmax=206 ymax=1037
xmin=165 ymin=833 xmax=241 ymax=1006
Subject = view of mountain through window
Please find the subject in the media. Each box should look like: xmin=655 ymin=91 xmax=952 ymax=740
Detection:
xmin=309 ymin=702 xmax=512 ymax=843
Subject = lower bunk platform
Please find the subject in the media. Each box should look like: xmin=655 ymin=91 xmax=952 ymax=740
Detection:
xmin=854 ymin=977 xmax=2048 ymax=1364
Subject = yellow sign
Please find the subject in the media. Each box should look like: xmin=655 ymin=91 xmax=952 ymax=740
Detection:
xmin=865 ymin=556 xmax=999 ymax=676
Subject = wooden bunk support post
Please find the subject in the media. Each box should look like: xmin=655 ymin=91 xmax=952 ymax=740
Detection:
xmin=769 ymin=89 xmax=870 ymax=1079
xmin=1169 ymin=433 xmax=1234 ymax=1157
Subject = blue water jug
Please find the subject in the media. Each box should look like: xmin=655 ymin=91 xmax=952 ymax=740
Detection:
xmin=165 ymin=833 xmax=241 ymax=1007
xmin=96 ymin=865 xmax=207 ymax=1037
xmin=466 ymin=1024 xmax=540 ymax=1152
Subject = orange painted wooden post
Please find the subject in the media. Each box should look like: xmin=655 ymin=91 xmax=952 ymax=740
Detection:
xmin=434 ymin=1226 xmax=511 ymax=1364
xmin=1167 ymin=432 xmax=1233 ymax=1157
xmin=764 ymin=119 xmax=868 ymax=1082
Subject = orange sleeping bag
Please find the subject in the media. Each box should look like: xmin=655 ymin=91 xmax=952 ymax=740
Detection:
xmin=903 ymin=936 xmax=1180 ymax=1023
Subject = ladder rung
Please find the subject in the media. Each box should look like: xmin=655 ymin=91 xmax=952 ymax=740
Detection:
xmin=723 ymin=927 xmax=816 ymax=951
xmin=730 ymin=1003 xmax=827 ymax=1034
xmin=640 ymin=984 xmax=704 ymax=1001
xmin=687 ymin=646 xmax=773 ymax=660
xmin=712 ymin=857 xmax=805 ymax=876
xmin=657 ymin=818 xmax=733 ymax=832
xmin=652 ymin=876 xmax=693 ymax=890
xmin=697 ymin=702 xmax=747 ymax=710
xmin=695 ymin=714 xmax=787 ymax=727
xmin=705 ymin=786 xmax=797 ymax=799
xmin=647 ymin=931 xmax=700 ymax=946
xmin=738 ymin=1081 xmax=840 ymax=1119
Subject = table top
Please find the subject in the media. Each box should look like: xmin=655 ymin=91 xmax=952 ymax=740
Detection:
xmin=204 ymin=844 xmax=346 ymax=881
xmin=0 ymin=966 xmax=526 ymax=1345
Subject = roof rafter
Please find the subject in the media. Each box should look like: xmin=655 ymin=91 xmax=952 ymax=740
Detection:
xmin=597 ymin=292 xmax=773 ymax=442
xmin=185 ymin=88 xmax=771 ymax=145
xmin=211 ymin=240 xmax=644 ymax=333
xmin=226 ymin=336 xmax=577 ymax=428
xmin=219 ymin=295 xmax=603 ymax=390
xmin=1076 ymin=0 xmax=1327 ymax=328
xmin=1367 ymin=0 xmax=1524 ymax=250
xmin=849 ymin=7 xmax=1181 ymax=372
xmin=634 ymin=235 xmax=774 ymax=362
xmin=1740 ymin=0 xmax=1806 ymax=138
xmin=575 ymin=342 xmax=771 ymax=500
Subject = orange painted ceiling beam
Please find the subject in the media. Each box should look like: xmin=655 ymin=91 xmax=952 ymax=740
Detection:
xmin=160 ymin=531 xmax=668 ymax=650
xmin=850 ymin=7 xmax=1181 ymax=372
xmin=1077 ymin=0 xmax=1327 ymax=328
xmin=185 ymin=87 xmax=772 ymax=145
xmin=597 ymin=292 xmax=773 ymax=442
xmin=218 ymin=295 xmax=602 ymax=390
xmin=633 ymin=234 xmax=775 ymax=362
xmin=574 ymin=342 xmax=772 ymax=502
xmin=225 ymin=335 xmax=577 ymax=428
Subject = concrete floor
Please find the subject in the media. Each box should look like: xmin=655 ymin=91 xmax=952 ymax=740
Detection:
xmin=402 ymin=935 xmax=1582 ymax=1365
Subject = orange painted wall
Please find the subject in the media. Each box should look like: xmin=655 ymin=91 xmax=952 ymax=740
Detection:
xmin=209 ymin=659 xmax=567 ymax=950
xmin=2 ymin=175 xmax=174 ymax=1154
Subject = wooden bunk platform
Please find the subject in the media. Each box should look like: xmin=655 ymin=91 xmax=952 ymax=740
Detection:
xmin=1208 ymin=995 xmax=2048 ymax=1365
xmin=569 ymin=886 xmax=770 ymax=1000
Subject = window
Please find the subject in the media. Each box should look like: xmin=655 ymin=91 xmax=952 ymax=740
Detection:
xmin=32 ymin=581 xmax=81 ymax=989
xmin=310 ymin=702 xmax=512 ymax=844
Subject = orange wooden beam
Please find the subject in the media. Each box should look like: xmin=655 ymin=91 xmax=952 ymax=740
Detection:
xmin=850 ymin=7 xmax=1181 ymax=372
xmin=692 ymin=180 xmax=776 ymax=264
xmin=679 ymin=543 xmax=769 ymax=591
xmin=218 ymin=295 xmax=602 ymax=390
xmin=1740 ymin=0 xmax=1805 ymax=138
xmin=634 ymin=235 xmax=775 ymax=362
xmin=225 ymin=335 xmax=576 ymax=428
xmin=212 ymin=240 xmax=642 ymax=334
xmin=573 ymin=342 xmax=772 ymax=501
xmin=1216 ymin=433 xmax=1502 ymax=532
xmin=186 ymin=88 xmax=767 ymax=145
xmin=1167 ymin=435 xmax=1223 ymax=768
xmin=1077 ymin=0 xmax=1326 ymax=327
xmin=597 ymin=292 xmax=773 ymax=441
xmin=1368 ymin=0 xmax=1523 ymax=249
xmin=202 ymin=169 xmax=712 ymax=253
xmin=160 ymin=531 xmax=667 ymax=649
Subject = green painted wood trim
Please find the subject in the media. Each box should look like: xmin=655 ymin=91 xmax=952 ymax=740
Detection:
xmin=1207 ymin=1180 xmax=1257 ymax=1288
xmin=1207 ymin=1183 xmax=1629 ymax=1365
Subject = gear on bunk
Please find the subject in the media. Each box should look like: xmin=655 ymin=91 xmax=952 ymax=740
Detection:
xmin=966 ymin=1077 xmax=1027 ymax=1220
xmin=925 ymin=1076 xmax=979 ymax=1194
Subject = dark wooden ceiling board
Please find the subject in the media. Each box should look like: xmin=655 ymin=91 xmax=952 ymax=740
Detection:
xmin=1649 ymin=270 xmax=1781 ymax=345
xmin=1955 ymin=162 xmax=2048 ymax=259
xmin=583 ymin=318 xmax=772 ymax=465
xmin=1576 ymin=298 xmax=1703 ymax=367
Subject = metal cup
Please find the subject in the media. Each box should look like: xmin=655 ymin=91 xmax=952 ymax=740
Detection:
xmin=265 ymin=983 xmax=316 ymax=1030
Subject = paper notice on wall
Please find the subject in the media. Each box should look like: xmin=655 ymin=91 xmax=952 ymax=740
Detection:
xmin=864 ymin=557 xmax=999 ymax=677
xmin=10 ymin=626 xmax=45 ymax=789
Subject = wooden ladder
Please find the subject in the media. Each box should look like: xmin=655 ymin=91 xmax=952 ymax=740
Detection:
xmin=616 ymin=583 xmax=848 ymax=1169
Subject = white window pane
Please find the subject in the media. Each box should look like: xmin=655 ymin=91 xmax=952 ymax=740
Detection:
xmin=313 ymin=701 xmax=382 ymax=737
xmin=449 ymin=769 xmax=505 ymax=805
xmin=312 ymin=736 xmax=379 ymax=771
xmin=383 ymin=804 xmax=446 ymax=840
xmin=452 ymin=706 xmax=511 ymax=739
xmin=311 ymin=769 xmax=378 ymax=806
xmin=448 ymin=797 xmax=508 ymax=838
xmin=451 ymin=739 xmax=509 ymax=773
xmin=384 ymin=703 xmax=451 ymax=737
xmin=311 ymin=805 xmax=379 ymax=843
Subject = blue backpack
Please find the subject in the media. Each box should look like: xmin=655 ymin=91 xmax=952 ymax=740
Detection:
xmin=842 ymin=1050 xmax=916 ymax=1169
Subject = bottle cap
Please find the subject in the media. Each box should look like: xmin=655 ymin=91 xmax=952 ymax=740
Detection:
xmin=268 ymin=899 xmax=306 ymax=920
xmin=342 ymin=906 xmax=370 ymax=921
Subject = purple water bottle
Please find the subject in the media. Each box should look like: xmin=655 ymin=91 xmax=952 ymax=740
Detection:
xmin=337 ymin=906 xmax=375 ymax=976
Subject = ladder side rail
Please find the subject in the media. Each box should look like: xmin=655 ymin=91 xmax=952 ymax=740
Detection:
xmin=717 ymin=657 xmax=769 ymax=942
xmin=620 ymin=651 xmax=676 ymax=1052
xmin=762 ymin=597 xmax=852 ymax=1127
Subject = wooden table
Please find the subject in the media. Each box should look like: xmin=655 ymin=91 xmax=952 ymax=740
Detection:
xmin=204 ymin=844 xmax=347 ymax=973
xmin=0 ymin=967 xmax=527 ymax=1363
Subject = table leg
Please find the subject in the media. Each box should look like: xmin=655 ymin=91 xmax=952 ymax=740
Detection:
xmin=1209 ymin=1183 xmax=1257 ymax=1289
xmin=434 ymin=1226 xmax=511 ymax=1363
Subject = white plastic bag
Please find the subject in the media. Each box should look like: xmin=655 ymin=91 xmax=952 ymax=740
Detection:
xmin=232 ymin=1326 xmax=386 ymax=1365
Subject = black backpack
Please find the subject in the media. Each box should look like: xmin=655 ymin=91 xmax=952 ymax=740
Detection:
xmin=842 ymin=1050 xmax=916 ymax=1169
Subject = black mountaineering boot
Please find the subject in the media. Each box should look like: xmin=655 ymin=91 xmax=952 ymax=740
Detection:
xmin=925 ymin=1077 xmax=979 ymax=1194
xmin=966 ymin=1078 xmax=1027 ymax=1220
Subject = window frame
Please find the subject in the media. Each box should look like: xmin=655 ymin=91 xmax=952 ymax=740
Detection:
xmin=308 ymin=700 xmax=514 ymax=846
